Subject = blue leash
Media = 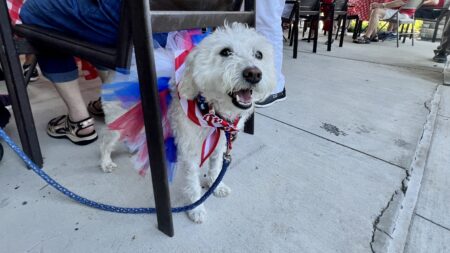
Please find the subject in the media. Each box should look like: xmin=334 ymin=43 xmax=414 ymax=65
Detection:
xmin=0 ymin=128 xmax=230 ymax=214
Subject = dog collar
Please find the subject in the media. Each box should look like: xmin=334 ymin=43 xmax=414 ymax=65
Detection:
xmin=179 ymin=92 xmax=240 ymax=166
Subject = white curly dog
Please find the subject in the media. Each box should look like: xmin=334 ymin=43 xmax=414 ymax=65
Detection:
xmin=100 ymin=23 xmax=276 ymax=223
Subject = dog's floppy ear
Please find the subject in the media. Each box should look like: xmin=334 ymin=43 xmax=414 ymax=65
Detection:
xmin=178 ymin=48 xmax=200 ymax=99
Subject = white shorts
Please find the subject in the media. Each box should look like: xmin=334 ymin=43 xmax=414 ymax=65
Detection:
xmin=383 ymin=9 xmax=412 ymax=20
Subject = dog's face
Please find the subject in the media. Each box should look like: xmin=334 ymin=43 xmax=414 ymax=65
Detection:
xmin=179 ymin=23 xmax=276 ymax=120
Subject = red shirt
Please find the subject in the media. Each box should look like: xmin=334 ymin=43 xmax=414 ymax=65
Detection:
xmin=436 ymin=0 xmax=446 ymax=8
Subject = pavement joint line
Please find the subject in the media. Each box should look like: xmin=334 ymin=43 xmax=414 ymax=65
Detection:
xmin=255 ymin=112 xmax=407 ymax=172
xmin=286 ymin=47 xmax=442 ymax=74
xmin=377 ymin=228 xmax=394 ymax=240
xmin=437 ymin=113 xmax=450 ymax=119
xmin=415 ymin=213 xmax=450 ymax=232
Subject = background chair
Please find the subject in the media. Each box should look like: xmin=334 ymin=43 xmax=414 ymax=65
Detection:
xmin=324 ymin=0 xmax=349 ymax=51
xmin=0 ymin=0 xmax=255 ymax=237
xmin=415 ymin=0 xmax=450 ymax=42
xmin=387 ymin=0 xmax=423 ymax=47
xmin=287 ymin=0 xmax=321 ymax=58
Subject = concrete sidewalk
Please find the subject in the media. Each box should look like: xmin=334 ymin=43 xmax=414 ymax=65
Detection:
xmin=0 ymin=36 xmax=447 ymax=252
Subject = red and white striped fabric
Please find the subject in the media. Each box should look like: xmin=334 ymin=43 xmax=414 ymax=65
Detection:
xmin=174 ymin=48 xmax=240 ymax=167
xmin=7 ymin=0 xmax=23 ymax=25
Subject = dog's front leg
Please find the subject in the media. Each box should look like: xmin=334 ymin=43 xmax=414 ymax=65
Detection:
xmin=100 ymin=130 xmax=121 ymax=172
xmin=180 ymin=159 xmax=207 ymax=223
xmin=208 ymin=143 xmax=231 ymax=197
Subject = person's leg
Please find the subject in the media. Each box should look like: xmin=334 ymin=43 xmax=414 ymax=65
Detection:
xmin=36 ymin=55 xmax=96 ymax=140
xmin=255 ymin=0 xmax=286 ymax=107
xmin=433 ymin=17 xmax=450 ymax=62
xmin=365 ymin=8 xmax=386 ymax=38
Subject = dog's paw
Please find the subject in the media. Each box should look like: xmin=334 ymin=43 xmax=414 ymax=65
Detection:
xmin=101 ymin=161 xmax=117 ymax=173
xmin=187 ymin=205 xmax=207 ymax=224
xmin=213 ymin=183 xmax=231 ymax=198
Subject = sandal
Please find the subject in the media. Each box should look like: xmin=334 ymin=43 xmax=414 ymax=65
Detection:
xmin=47 ymin=115 xmax=98 ymax=145
xmin=353 ymin=36 xmax=371 ymax=44
xmin=87 ymin=98 xmax=104 ymax=116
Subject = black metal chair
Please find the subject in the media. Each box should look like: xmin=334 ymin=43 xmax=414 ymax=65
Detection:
xmin=288 ymin=0 xmax=321 ymax=58
xmin=0 ymin=0 xmax=256 ymax=237
xmin=329 ymin=0 xmax=349 ymax=50
xmin=415 ymin=0 xmax=450 ymax=42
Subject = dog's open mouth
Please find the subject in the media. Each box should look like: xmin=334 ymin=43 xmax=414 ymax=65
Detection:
xmin=229 ymin=89 xmax=253 ymax=110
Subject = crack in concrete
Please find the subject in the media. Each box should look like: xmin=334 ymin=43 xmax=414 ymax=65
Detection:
xmin=371 ymin=192 xmax=396 ymax=253
xmin=370 ymin=85 xmax=441 ymax=253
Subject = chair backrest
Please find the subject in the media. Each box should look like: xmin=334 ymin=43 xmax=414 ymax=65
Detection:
xmin=403 ymin=0 xmax=425 ymax=9
xmin=282 ymin=1 xmax=297 ymax=21
xmin=298 ymin=0 xmax=320 ymax=12
xmin=116 ymin=0 xmax=246 ymax=69
xmin=334 ymin=0 xmax=348 ymax=11
xmin=150 ymin=0 xmax=243 ymax=11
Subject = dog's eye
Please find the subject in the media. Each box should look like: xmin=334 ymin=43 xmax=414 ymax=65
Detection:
xmin=255 ymin=51 xmax=263 ymax=60
xmin=220 ymin=48 xmax=233 ymax=57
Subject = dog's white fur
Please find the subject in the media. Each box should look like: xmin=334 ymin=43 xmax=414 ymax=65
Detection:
xmin=100 ymin=23 xmax=276 ymax=223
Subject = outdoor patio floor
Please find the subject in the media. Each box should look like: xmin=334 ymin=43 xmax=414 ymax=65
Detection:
xmin=0 ymin=35 xmax=448 ymax=253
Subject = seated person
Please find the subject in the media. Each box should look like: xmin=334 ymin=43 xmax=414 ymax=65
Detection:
xmin=433 ymin=16 xmax=450 ymax=62
xmin=19 ymin=0 xmax=122 ymax=145
xmin=415 ymin=0 xmax=445 ymax=20
xmin=354 ymin=0 xmax=417 ymax=44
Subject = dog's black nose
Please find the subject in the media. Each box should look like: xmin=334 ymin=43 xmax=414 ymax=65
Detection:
xmin=243 ymin=67 xmax=262 ymax=84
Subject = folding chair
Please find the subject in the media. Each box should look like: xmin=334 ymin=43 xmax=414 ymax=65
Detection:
xmin=381 ymin=0 xmax=423 ymax=47
xmin=415 ymin=0 xmax=450 ymax=42
xmin=322 ymin=0 xmax=349 ymax=51
xmin=0 ymin=0 xmax=256 ymax=237
xmin=287 ymin=0 xmax=321 ymax=58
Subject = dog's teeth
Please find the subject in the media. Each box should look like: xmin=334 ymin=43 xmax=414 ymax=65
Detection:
xmin=236 ymin=94 xmax=240 ymax=102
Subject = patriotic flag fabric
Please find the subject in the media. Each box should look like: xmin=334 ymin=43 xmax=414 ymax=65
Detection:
xmin=103 ymin=29 xmax=239 ymax=181
xmin=7 ymin=0 xmax=23 ymax=25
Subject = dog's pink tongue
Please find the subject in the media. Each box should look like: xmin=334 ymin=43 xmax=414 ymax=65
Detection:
xmin=236 ymin=90 xmax=252 ymax=103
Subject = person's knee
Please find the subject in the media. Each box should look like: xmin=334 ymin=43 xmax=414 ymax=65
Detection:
xmin=374 ymin=8 xmax=384 ymax=18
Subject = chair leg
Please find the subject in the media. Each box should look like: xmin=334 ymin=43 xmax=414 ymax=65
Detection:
xmin=353 ymin=19 xmax=360 ymax=39
xmin=293 ymin=6 xmax=300 ymax=59
xmin=357 ymin=19 xmax=363 ymax=37
xmin=412 ymin=19 xmax=415 ymax=46
xmin=129 ymin=0 xmax=174 ymax=237
xmin=339 ymin=15 xmax=347 ymax=47
xmin=302 ymin=20 xmax=307 ymax=38
xmin=397 ymin=17 xmax=400 ymax=48
xmin=0 ymin=2 xmax=43 ymax=167
xmin=308 ymin=18 xmax=313 ymax=43
xmin=335 ymin=16 xmax=341 ymax=40
xmin=313 ymin=15 xmax=319 ymax=53
xmin=288 ymin=23 xmax=292 ymax=39
xmin=327 ymin=5 xmax=335 ymax=52
xmin=402 ymin=24 xmax=409 ymax=43
xmin=289 ymin=20 xmax=296 ymax=46
xmin=432 ymin=19 xmax=440 ymax=43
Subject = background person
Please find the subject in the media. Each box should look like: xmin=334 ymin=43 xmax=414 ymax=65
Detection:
xmin=255 ymin=0 xmax=287 ymax=107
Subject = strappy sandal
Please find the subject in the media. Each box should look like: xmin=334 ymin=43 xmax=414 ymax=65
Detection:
xmin=87 ymin=98 xmax=104 ymax=117
xmin=353 ymin=36 xmax=371 ymax=44
xmin=47 ymin=115 xmax=98 ymax=145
